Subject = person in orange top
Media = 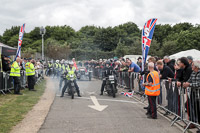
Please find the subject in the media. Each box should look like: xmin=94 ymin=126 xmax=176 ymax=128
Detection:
xmin=72 ymin=58 xmax=77 ymax=70
xmin=143 ymin=62 xmax=160 ymax=119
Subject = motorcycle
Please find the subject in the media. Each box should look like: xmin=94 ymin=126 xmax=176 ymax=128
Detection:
xmin=77 ymin=67 xmax=92 ymax=81
xmin=105 ymin=75 xmax=117 ymax=98
xmin=67 ymin=74 xmax=76 ymax=99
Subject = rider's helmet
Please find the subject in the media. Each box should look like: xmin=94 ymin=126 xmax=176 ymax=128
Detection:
xmin=56 ymin=60 xmax=59 ymax=63
xmin=69 ymin=61 xmax=74 ymax=67
xmin=105 ymin=60 xmax=111 ymax=67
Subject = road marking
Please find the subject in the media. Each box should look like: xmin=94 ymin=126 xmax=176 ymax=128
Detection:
xmin=78 ymin=97 xmax=138 ymax=104
xmin=88 ymin=96 xmax=108 ymax=112
xmin=87 ymin=91 xmax=96 ymax=95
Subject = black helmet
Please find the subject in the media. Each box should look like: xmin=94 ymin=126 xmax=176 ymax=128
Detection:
xmin=105 ymin=61 xmax=111 ymax=65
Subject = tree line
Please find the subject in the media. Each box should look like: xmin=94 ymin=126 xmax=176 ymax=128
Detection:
xmin=0 ymin=22 xmax=200 ymax=60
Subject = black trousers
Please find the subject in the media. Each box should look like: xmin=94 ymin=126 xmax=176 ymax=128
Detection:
xmin=28 ymin=75 xmax=35 ymax=90
xmin=61 ymin=79 xmax=80 ymax=96
xmin=13 ymin=77 xmax=20 ymax=94
xmin=147 ymin=96 xmax=157 ymax=118
xmin=101 ymin=80 xmax=106 ymax=92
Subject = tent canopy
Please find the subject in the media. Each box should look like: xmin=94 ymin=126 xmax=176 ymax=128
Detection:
xmin=0 ymin=42 xmax=17 ymax=56
xmin=169 ymin=49 xmax=200 ymax=60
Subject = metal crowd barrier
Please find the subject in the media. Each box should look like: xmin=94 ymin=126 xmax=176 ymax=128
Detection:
xmin=92 ymin=67 xmax=103 ymax=79
xmin=158 ymin=80 xmax=200 ymax=132
xmin=20 ymin=70 xmax=27 ymax=89
xmin=117 ymin=71 xmax=141 ymax=92
xmin=0 ymin=72 xmax=14 ymax=94
xmin=0 ymin=68 xmax=44 ymax=95
xmin=92 ymin=68 xmax=200 ymax=132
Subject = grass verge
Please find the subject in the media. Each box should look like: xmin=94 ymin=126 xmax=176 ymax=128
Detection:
xmin=0 ymin=80 xmax=46 ymax=133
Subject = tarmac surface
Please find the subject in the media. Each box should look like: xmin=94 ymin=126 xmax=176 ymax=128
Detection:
xmin=38 ymin=78 xmax=181 ymax=133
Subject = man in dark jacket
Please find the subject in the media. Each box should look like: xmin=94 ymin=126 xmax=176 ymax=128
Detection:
xmin=163 ymin=56 xmax=175 ymax=73
xmin=157 ymin=60 xmax=174 ymax=112
xmin=177 ymin=57 xmax=192 ymax=87
xmin=157 ymin=60 xmax=174 ymax=79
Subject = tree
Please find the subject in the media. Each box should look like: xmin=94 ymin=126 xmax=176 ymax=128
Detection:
xmin=114 ymin=39 xmax=129 ymax=57
xmin=45 ymin=38 xmax=71 ymax=60
xmin=0 ymin=35 xmax=2 ymax=43
xmin=28 ymin=27 xmax=41 ymax=41
xmin=2 ymin=26 xmax=20 ymax=44
xmin=160 ymin=41 xmax=178 ymax=57
xmin=7 ymin=35 xmax=18 ymax=47
xmin=22 ymin=47 xmax=37 ymax=58
xmin=153 ymin=24 xmax=172 ymax=47
xmin=94 ymin=27 xmax=119 ymax=51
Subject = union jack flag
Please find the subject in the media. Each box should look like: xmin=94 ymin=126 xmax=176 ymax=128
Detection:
xmin=142 ymin=19 xmax=157 ymax=72
xmin=15 ymin=23 xmax=25 ymax=61
xmin=121 ymin=91 xmax=134 ymax=97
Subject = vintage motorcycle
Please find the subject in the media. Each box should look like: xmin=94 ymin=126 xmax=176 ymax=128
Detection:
xmin=77 ymin=67 xmax=92 ymax=81
xmin=67 ymin=74 xmax=76 ymax=99
xmin=104 ymin=74 xmax=117 ymax=98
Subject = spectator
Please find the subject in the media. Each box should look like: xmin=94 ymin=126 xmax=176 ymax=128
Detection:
xmin=177 ymin=57 xmax=192 ymax=87
xmin=114 ymin=60 xmax=121 ymax=71
xmin=120 ymin=59 xmax=129 ymax=72
xmin=2 ymin=55 xmax=11 ymax=72
xmin=183 ymin=60 xmax=200 ymax=129
xmin=127 ymin=59 xmax=140 ymax=73
xmin=169 ymin=60 xmax=183 ymax=81
xmin=137 ymin=57 xmax=142 ymax=68
xmin=183 ymin=60 xmax=200 ymax=87
xmin=157 ymin=60 xmax=174 ymax=79
xmin=187 ymin=56 xmax=193 ymax=66
xmin=72 ymin=58 xmax=77 ymax=70
xmin=163 ymin=56 xmax=175 ymax=73
xmin=148 ymin=57 xmax=158 ymax=71
xmin=126 ymin=58 xmax=129 ymax=63
xmin=157 ymin=60 xmax=174 ymax=112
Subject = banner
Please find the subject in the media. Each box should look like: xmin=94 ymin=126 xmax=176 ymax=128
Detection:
xmin=15 ymin=23 xmax=25 ymax=61
xmin=142 ymin=18 xmax=157 ymax=72
xmin=0 ymin=47 xmax=2 ymax=72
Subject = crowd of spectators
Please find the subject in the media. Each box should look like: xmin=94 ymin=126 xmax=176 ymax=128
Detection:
xmin=82 ymin=55 xmax=200 ymax=131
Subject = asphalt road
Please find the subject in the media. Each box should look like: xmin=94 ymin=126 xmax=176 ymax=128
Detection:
xmin=38 ymin=78 xmax=181 ymax=133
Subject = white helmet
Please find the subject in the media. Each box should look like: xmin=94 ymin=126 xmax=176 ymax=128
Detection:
xmin=56 ymin=60 xmax=59 ymax=63
xmin=69 ymin=61 xmax=74 ymax=65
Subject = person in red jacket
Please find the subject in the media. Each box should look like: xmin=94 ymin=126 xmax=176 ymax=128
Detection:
xmin=72 ymin=58 xmax=77 ymax=70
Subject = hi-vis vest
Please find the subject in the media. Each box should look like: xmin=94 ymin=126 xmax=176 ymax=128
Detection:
xmin=61 ymin=64 xmax=66 ymax=74
xmin=54 ymin=63 xmax=58 ymax=69
xmin=48 ymin=63 xmax=53 ymax=68
xmin=58 ymin=63 xmax=62 ymax=70
xmin=145 ymin=71 xmax=160 ymax=96
xmin=25 ymin=62 xmax=35 ymax=76
xmin=66 ymin=66 xmax=76 ymax=80
xmin=10 ymin=61 xmax=21 ymax=77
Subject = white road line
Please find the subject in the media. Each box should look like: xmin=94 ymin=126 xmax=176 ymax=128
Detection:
xmin=77 ymin=97 xmax=138 ymax=104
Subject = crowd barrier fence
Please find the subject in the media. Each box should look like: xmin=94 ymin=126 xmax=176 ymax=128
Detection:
xmin=92 ymin=68 xmax=200 ymax=133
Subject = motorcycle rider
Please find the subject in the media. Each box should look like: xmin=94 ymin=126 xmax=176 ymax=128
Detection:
xmin=100 ymin=60 xmax=116 ymax=95
xmin=53 ymin=60 xmax=59 ymax=78
xmin=59 ymin=59 xmax=66 ymax=91
xmin=60 ymin=61 xmax=81 ymax=97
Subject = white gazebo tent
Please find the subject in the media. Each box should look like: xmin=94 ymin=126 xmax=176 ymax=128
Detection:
xmin=169 ymin=49 xmax=200 ymax=60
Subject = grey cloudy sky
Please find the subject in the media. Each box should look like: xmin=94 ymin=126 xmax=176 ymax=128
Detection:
xmin=0 ymin=0 xmax=199 ymax=35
